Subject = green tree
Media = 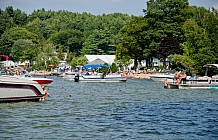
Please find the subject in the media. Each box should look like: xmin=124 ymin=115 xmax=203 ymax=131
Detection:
xmin=10 ymin=39 xmax=38 ymax=64
xmin=57 ymin=46 xmax=65 ymax=60
xmin=111 ymin=62 xmax=117 ymax=73
xmin=0 ymin=34 xmax=13 ymax=56
xmin=116 ymin=16 xmax=149 ymax=69
xmin=34 ymin=42 xmax=57 ymax=70
xmin=143 ymin=0 xmax=189 ymax=66
xmin=182 ymin=18 xmax=214 ymax=74
xmin=0 ymin=9 xmax=14 ymax=35
xmin=66 ymin=30 xmax=84 ymax=56
xmin=66 ymin=51 xmax=76 ymax=64
xmin=49 ymin=29 xmax=84 ymax=54
xmin=144 ymin=0 xmax=189 ymax=42
xmin=28 ymin=8 xmax=55 ymax=22
xmin=70 ymin=56 xmax=87 ymax=68
xmin=168 ymin=54 xmax=195 ymax=74
xmin=81 ymin=29 xmax=115 ymax=55
xmin=0 ymin=27 xmax=39 ymax=59
xmin=1 ymin=27 xmax=38 ymax=43
xmin=13 ymin=8 xmax=27 ymax=26
xmin=25 ymin=18 xmax=45 ymax=40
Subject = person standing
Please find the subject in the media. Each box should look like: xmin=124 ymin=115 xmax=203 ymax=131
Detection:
xmin=174 ymin=71 xmax=180 ymax=84
xmin=180 ymin=72 xmax=187 ymax=84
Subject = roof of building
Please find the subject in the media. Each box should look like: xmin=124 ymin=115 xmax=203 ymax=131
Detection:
xmin=85 ymin=55 xmax=115 ymax=65
xmin=89 ymin=58 xmax=106 ymax=64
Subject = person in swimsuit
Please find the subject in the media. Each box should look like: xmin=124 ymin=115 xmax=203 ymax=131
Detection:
xmin=41 ymin=86 xmax=49 ymax=99
xmin=180 ymin=72 xmax=187 ymax=84
xmin=174 ymin=71 xmax=180 ymax=84
xmin=164 ymin=78 xmax=168 ymax=89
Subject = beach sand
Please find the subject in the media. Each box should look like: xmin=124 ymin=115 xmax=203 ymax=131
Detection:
xmin=123 ymin=73 xmax=151 ymax=79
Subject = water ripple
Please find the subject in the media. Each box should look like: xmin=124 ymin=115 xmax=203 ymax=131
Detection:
xmin=0 ymin=77 xmax=218 ymax=139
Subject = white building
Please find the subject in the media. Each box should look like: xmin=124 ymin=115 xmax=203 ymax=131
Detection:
xmin=128 ymin=57 xmax=167 ymax=68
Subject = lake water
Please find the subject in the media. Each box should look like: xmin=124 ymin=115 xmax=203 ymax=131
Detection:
xmin=1 ymin=76 xmax=218 ymax=140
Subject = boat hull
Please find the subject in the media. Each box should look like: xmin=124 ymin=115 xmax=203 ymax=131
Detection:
xmin=63 ymin=72 xmax=78 ymax=81
xmin=179 ymin=84 xmax=218 ymax=89
xmin=0 ymin=76 xmax=46 ymax=103
xmin=168 ymin=83 xmax=218 ymax=90
xmin=149 ymin=74 xmax=174 ymax=82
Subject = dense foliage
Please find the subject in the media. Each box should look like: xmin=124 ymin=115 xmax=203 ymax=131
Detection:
xmin=0 ymin=7 xmax=131 ymax=70
xmin=0 ymin=1 xmax=218 ymax=75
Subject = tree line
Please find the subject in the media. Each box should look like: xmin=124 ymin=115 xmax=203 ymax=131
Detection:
xmin=0 ymin=0 xmax=217 ymax=75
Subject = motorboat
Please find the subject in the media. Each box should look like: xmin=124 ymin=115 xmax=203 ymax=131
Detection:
xmin=0 ymin=75 xmax=47 ymax=103
xmin=149 ymin=73 xmax=174 ymax=82
xmin=167 ymin=64 xmax=218 ymax=90
xmin=71 ymin=63 xmax=127 ymax=82
xmin=149 ymin=69 xmax=179 ymax=82
xmin=63 ymin=71 xmax=78 ymax=81
xmin=1 ymin=69 xmax=53 ymax=86
xmin=168 ymin=82 xmax=218 ymax=90
xmin=21 ymin=74 xmax=53 ymax=86
xmin=167 ymin=75 xmax=218 ymax=89
xmin=74 ymin=73 xmax=127 ymax=83
xmin=27 ymin=77 xmax=53 ymax=86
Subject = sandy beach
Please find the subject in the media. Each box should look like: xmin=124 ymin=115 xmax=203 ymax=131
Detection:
xmin=122 ymin=73 xmax=151 ymax=79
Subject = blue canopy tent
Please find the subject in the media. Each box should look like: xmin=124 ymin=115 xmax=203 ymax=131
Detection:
xmin=82 ymin=64 xmax=110 ymax=71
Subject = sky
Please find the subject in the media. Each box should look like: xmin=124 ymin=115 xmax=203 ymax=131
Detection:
xmin=0 ymin=0 xmax=218 ymax=16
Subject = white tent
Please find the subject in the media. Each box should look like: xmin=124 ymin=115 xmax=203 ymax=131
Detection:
xmin=85 ymin=55 xmax=115 ymax=65
xmin=89 ymin=58 xmax=106 ymax=64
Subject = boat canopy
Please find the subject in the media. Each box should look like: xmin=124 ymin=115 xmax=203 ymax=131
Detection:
xmin=203 ymin=64 xmax=218 ymax=76
xmin=0 ymin=55 xmax=9 ymax=61
xmin=203 ymin=64 xmax=218 ymax=68
xmin=82 ymin=64 xmax=110 ymax=71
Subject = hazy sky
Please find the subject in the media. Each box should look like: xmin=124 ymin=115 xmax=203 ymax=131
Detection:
xmin=0 ymin=0 xmax=218 ymax=16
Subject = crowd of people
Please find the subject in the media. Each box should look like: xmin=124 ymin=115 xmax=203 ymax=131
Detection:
xmin=174 ymin=71 xmax=187 ymax=84
xmin=164 ymin=71 xmax=187 ymax=88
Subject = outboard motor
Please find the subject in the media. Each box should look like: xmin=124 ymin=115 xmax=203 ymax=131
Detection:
xmin=74 ymin=74 xmax=79 ymax=82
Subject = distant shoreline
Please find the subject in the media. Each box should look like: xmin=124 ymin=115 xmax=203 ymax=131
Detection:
xmin=122 ymin=73 xmax=151 ymax=79
xmin=30 ymin=71 xmax=153 ymax=79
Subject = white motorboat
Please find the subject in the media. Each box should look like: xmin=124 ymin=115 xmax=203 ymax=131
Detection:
xmin=63 ymin=71 xmax=78 ymax=81
xmin=149 ymin=73 xmax=174 ymax=82
xmin=0 ymin=75 xmax=47 ymax=103
xmin=167 ymin=64 xmax=218 ymax=90
xmin=168 ymin=82 xmax=218 ymax=90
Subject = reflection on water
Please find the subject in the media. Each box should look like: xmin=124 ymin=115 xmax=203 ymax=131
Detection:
xmin=1 ymin=76 xmax=218 ymax=139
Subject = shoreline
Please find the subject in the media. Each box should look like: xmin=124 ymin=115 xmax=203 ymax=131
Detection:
xmin=29 ymin=71 xmax=153 ymax=79
xmin=122 ymin=73 xmax=151 ymax=79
